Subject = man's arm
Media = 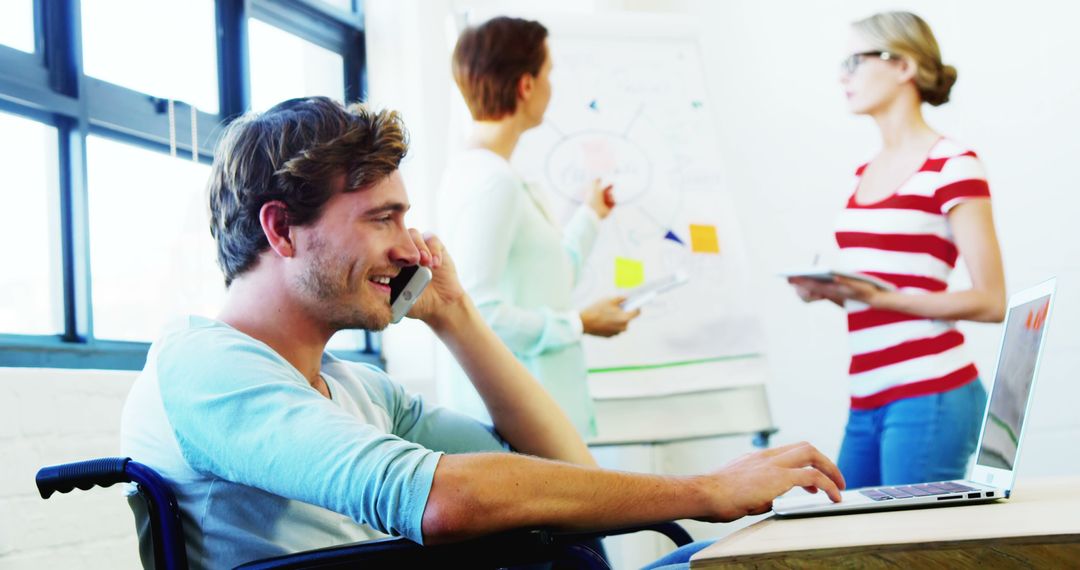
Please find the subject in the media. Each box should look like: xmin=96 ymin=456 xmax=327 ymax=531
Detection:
xmin=432 ymin=298 xmax=594 ymax=465
xmin=404 ymin=232 xmax=845 ymax=544
xmin=406 ymin=231 xmax=595 ymax=467
xmin=422 ymin=441 xmax=844 ymax=544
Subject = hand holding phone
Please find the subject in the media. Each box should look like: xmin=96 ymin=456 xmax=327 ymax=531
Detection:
xmin=388 ymin=265 xmax=433 ymax=323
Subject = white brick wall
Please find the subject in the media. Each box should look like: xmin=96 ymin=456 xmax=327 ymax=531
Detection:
xmin=0 ymin=368 xmax=139 ymax=570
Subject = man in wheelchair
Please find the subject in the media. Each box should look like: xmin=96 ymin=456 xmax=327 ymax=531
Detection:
xmin=120 ymin=96 xmax=844 ymax=569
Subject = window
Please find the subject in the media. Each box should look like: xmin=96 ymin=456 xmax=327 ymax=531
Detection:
xmin=86 ymin=136 xmax=221 ymax=341
xmin=0 ymin=1 xmax=35 ymax=53
xmin=0 ymin=111 xmax=61 ymax=335
xmin=0 ymin=0 xmax=370 ymax=369
xmin=81 ymin=0 xmax=220 ymax=113
xmin=249 ymin=19 xmax=345 ymax=112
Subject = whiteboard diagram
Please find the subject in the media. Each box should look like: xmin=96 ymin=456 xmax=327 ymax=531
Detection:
xmin=511 ymin=27 xmax=770 ymax=392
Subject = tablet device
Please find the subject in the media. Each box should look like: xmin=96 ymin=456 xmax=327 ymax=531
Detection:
xmin=780 ymin=268 xmax=896 ymax=291
xmin=620 ymin=271 xmax=690 ymax=311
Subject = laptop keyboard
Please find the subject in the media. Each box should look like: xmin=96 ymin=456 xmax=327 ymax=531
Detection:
xmin=859 ymin=481 xmax=977 ymax=501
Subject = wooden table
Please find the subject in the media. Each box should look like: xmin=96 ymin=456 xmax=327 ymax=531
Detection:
xmin=691 ymin=477 xmax=1080 ymax=568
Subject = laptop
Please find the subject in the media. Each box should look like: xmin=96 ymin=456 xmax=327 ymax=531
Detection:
xmin=774 ymin=278 xmax=1056 ymax=517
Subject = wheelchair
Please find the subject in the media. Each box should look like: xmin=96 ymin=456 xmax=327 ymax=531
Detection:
xmin=36 ymin=457 xmax=693 ymax=569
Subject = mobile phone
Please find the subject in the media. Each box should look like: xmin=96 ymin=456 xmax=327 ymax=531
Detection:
xmin=388 ymin=265 xmax=433 ymax=323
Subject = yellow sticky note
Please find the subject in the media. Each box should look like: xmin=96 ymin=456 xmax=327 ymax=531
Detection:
xmin=689 ymin=224 xmax=720 ymax=254
xmin=614 ymin=257 xmax=645 ymax=289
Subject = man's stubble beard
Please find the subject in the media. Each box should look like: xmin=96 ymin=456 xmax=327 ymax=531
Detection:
xmin=296 ymin=237 xmax=390 ymax=332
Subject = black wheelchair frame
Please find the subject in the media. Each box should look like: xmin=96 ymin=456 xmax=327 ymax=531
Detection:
xmin=36 ymin=457 xmax=693 ymax=569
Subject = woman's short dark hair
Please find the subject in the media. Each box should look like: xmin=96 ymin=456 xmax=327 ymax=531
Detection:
xmin=207 ymin=96 xmax=408 ymax=286
xmin=452 ymin=16 xmax=549 ymax=120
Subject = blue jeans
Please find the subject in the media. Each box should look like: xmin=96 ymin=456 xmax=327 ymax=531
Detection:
xmin=837 ymin=379 xmax=988 ymax=488
xmin=640 ymin=540 xmax=714 ymax=570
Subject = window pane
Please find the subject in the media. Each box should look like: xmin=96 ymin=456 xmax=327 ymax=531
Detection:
xmin=0 ymin=112 xmax=61 ymax=335
xmin=0 ymin=0 xmax=34 ymax=52
xmin=86 ymin=136 xmax=223 ymax=341
xmin=81 ymin=0 xmax=219 ymax=113
xmin=249 ymin=19 xmax=345 ymax=111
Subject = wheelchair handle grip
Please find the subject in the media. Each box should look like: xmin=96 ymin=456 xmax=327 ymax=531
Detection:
xmin=36 ymin=457 xmax=132 ymax=499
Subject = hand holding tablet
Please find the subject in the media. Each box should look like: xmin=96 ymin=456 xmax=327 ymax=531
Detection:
xmin=779 ymin=268 xmax=896 ymax=291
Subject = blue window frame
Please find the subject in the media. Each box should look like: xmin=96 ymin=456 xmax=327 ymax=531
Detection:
xmin=0 ymin=0 xmax=378 ymax=370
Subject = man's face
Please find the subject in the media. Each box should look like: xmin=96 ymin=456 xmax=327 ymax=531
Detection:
xmin=291 ymin=170 xmax=419 ymax=332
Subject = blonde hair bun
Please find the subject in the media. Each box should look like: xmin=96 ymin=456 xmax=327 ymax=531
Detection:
xmin=853 ymin=12 xmax=957 ymax=106
xmin=924 ymin=64 xmax=958 ymax=106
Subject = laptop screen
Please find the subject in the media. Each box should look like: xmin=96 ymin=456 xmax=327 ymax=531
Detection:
xmin=975 ymin=294 xmax=1052 ymax=470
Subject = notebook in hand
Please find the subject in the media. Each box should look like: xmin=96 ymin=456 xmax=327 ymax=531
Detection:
xmin=773 ymin=278 xmax=1056 ymax=517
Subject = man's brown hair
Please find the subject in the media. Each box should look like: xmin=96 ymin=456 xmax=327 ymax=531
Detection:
xmin=207 ymin=96 xmax=408 ymax=286
xmin=452 ymin=16 xmax=549 ymax=120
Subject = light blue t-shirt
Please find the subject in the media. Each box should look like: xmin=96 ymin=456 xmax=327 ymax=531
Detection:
xmin=120 ymin=316 xmax=508 ymax=569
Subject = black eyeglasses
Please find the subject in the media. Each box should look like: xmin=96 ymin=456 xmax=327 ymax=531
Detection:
xmin=840 ymin=51 xmax=895 ymax=74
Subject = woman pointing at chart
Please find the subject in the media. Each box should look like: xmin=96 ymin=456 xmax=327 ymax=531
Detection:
xmin=437 ymin=16 xmax=640 ymax=437
xmin=788 ymin=11 xmax=1005 ymax=488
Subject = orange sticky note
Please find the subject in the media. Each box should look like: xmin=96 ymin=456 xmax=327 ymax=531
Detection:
xmin=689 ymin=224 xmax=720 ymax=254
xmin=614 ymin=257 xmax=645 ymax=289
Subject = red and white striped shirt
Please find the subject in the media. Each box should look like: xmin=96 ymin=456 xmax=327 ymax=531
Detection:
xmin=835 ymin=138 xmax=990 ymax=410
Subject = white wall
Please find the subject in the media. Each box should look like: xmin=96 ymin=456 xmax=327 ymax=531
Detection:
xmin=0 ymin=368 xmax=139 ymax=569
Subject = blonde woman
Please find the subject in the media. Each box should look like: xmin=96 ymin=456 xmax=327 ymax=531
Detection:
xmin=789 ymin=12 xmax=1005 ymax=488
